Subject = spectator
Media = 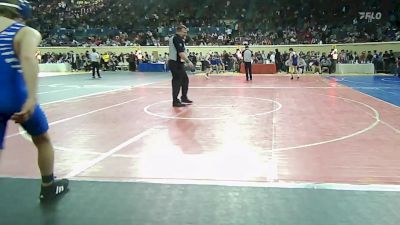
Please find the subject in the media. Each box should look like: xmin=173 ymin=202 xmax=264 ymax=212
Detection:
xmin=29 ymin=1 xmax=399 ymax=47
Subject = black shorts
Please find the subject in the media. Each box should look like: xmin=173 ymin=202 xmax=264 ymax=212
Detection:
xmin=204 ymin=61 xmax=211 ymax=68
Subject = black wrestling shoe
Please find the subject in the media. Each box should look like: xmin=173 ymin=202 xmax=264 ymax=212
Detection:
xmin=39 ymin=179 xmax=69 ymax=202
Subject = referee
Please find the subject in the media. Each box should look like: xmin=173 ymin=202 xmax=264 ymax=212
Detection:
xmin=242 ymin=45 xmax=253 ymax=81
xmin=168 ymin=25 xmax=194 ymax=107
xmin=90 ymin=48 xmax=101 ymax=79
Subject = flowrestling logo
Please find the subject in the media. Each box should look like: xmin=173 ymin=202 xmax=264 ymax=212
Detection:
xmin=359 ymin=12 xmax=382 ymax=22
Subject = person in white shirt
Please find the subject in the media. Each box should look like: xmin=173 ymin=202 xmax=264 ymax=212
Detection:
xmin=288 ymin=48 xmax=300 ymax=80
xmin=204 ymin=53 xmax=212 ymax=79
xmin=330 ymin=48 xmax=338 ymax=73
xmin=297 ymin=57 xmax=307 ymax=74
xmin=90 ymin=48 xmax=101 ymax=78
xmin=262 ymin=50 xmax=268 ymax=64
xmin=242 ymin=45 xmax=253 ymax=81
xmin=270 ymin=52 xmax=276 ymax=64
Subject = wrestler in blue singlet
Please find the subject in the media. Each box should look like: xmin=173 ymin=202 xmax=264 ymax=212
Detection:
xmin=0 ymin=23 xmax=48 ymax=149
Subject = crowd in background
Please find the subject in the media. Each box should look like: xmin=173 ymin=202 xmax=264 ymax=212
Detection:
xmin=31 ymin=0 xmax=400 ymax=74
xmin=28 ymin=0 xmax=400 ymax=47
xmin=37 ymin=47 xmax=400 ymax=75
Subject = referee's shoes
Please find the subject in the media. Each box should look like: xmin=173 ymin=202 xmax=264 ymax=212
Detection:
xmin=173 ymin=98 xmax=193 ymax=107
xmin=173 ymin=101 xmax=186 ymax=107
xmin=181 ymin=98 xmax=193 ymax=104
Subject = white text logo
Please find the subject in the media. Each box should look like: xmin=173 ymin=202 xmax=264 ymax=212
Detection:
xmin=359 ymin=12 xmax=382 ymax=22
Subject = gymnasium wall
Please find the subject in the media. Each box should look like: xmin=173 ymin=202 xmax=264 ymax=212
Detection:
xmin=39 ymin=41 xmax=400 ymax=55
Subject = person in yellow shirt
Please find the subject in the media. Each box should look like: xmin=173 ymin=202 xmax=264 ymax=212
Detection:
xmin=102 ymin=52 xmax=110 ymax=70
xmin=35 ymin=49 xmax=41 ymax=63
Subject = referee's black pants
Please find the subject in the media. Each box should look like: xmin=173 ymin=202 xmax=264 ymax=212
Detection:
xmin=244 ymin=62 xmax=252 ymax=80
xmin=92 ymin=62 xmax=101 ymax=77
xmin=168 ymin=60 xmax=189 ymax=103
